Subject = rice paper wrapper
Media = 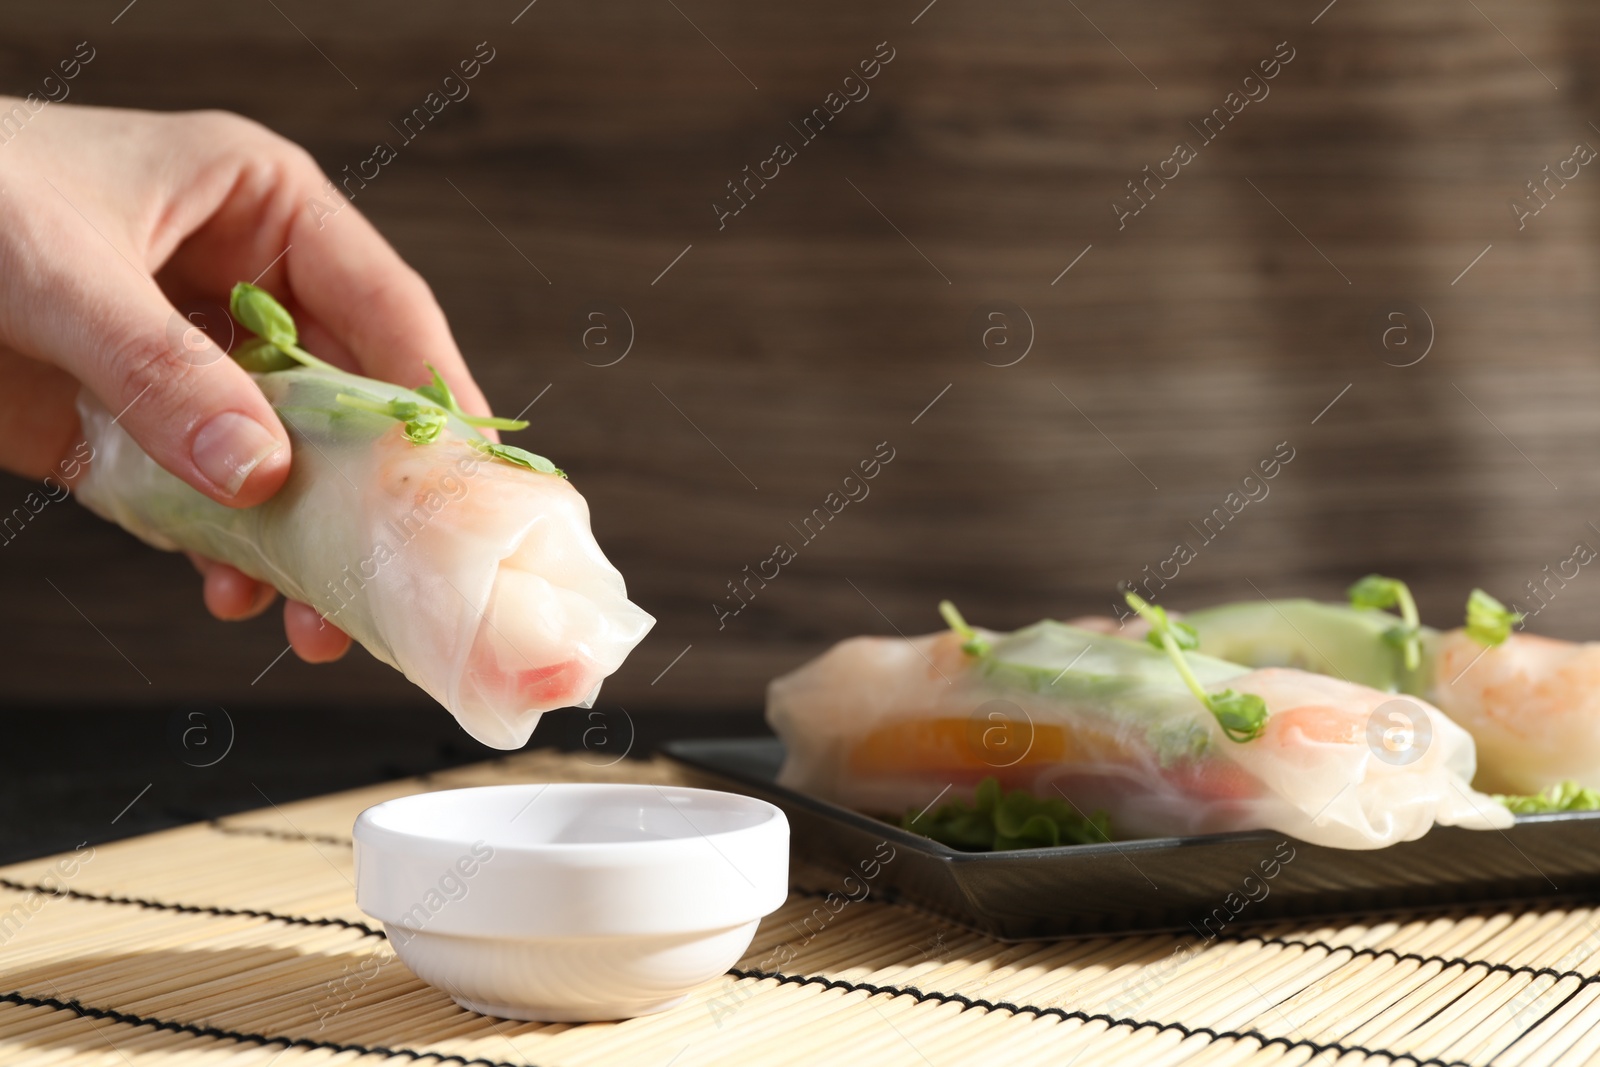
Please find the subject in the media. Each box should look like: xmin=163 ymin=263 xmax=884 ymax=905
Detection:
xmin=1428 ymin=628 xmax=1600 ymax=795
xmin=74 ymin=369 xmax=653 ymax=749
xmin=766 ymin=621 xmax=1511 ymax=850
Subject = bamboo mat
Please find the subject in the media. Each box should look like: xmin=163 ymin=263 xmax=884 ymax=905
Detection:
xmin=6 ymin=752 xmax=1600 ymax=1067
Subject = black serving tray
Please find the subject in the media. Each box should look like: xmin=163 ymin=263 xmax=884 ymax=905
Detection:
xmin=663 ymin=736 xmax=1600 ymax=940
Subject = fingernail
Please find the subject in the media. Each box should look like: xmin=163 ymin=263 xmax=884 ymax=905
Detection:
xmin=192 ymin=412 xmax=284 ymax=497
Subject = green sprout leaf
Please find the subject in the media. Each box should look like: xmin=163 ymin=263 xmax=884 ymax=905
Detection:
xmin=415 ymin=365 xmax=530 ymax=431
xmin=227 ymin=282 xmax=336 ymax=373
xmin=1465 ymin=588 xmax=1523 ymax=647
xmin=1348 ymin=573 xmax=1421 ymax=671
xmin=1495 ymin=780 xmax=1600 ymax=814
xmin=1143 ymin=616 xmax=1199 ymax=652
xmin=336 ymin=391 xmax=565 ymax=473
xmin=1347 ymin=574 xmax=1403 ymax=610
xmin=1207 ymin=691 xmax=1271 ymax=744
xmin=1126 ymin=590 xmax=1268 ymax=742
xmin=229 ymin=282 xmax=297 ymax=349
xmin=227 ymin=280 xmax=562 ymax=475
xmin=398 ymin=406 xmax=447 ymax=444
xmin=230 ymin=338 xmax=297 ymax=373
xmin=938 ymin=600 xmax=991 ymax=657
xmin=471 ymin=440 xmax=566 ymax=478
xmin=335 ymin=393 xmax=447 ymax=444
xmin=901 ymin=776 xmax=1111 ymax=851
xmin=413 ymin=365 xmax=453 ymax=408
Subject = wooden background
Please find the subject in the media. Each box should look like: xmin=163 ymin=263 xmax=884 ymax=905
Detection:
xmin=4 ymin=0 xmax=1600 ymax=741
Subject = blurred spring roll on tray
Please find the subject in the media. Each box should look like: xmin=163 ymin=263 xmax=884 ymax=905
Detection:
xmin=1183 ymin=577 xmax=1600 ymax=799
xmin=767 ymin=595 xmax=1511 ymax=850
xmin=74 ymin=284 xmax=653 ymax=748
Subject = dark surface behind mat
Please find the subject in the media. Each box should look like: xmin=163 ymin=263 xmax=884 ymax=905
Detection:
xmin=3 ymin=2 xmax=1600 ymax=850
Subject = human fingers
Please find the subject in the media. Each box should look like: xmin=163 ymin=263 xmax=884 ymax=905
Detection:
xmin=284 ymin=598 xmax=351 ymax=662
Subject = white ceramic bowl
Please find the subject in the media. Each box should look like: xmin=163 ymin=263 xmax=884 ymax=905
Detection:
xmin=353 ymin=782 xmax=788 ymax=1022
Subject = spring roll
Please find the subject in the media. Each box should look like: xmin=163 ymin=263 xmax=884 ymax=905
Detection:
xmin=1184 ymin=583 xmax=1599 ymax=796
xmin=73 ymin=284 xmax=653 ymax=748
xmin=767 ymin=604 xmax=1509 ymax=849
xmin=1427 ymin=628 xmax=1600 ymax=794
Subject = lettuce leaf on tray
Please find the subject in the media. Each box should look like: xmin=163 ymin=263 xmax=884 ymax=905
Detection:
xmin=901 ymin=777 xmax=1112 ymax=851
xmin=1496 ymin=780 xmax=1600 ymax=814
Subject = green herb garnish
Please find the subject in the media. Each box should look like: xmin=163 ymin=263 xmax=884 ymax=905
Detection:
xmin=1348 ymin=573 xmax=1422 ymax=671
xmin=335 ymin=392 xmax=449 ymax=444
xmin=228 ymin=283 xmax=337 ymax=372
xmin=1465 ymin=588 xmax=1523 ymax=647
xmin=1495 ymin=780 xmax=1600 ymax=814
xmin=227 ymin=281 xmax=564 ymax=476
xmin=1125 ymin=591 xmax=1268 ymax=742
xmin=902 ymin=777 xmax=1111 ymax=851
xmin=470 ymin=440 xmax=564 ymax=476
xmin=230 ymin=337 xmax=298 ymax=373
xmin=939 ymin=600 xmax=991 ymax=657
xmin=416 ymin=365 xmax=529 ymax=431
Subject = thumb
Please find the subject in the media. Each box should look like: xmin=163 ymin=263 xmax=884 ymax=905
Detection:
xmin=18 ymin=267 xmax=291 ymax=508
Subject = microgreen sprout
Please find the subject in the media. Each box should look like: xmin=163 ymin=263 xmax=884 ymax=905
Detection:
xmin=1464 ymin=588 xmax=1523 ymax=647
xmin=1124 ymin=590 xmax=1268 ymax=743
xmin=468 ymin=439 xmax=565 ymax=477
xmin=226 ymin=280 xmax=564 ymax=476
xmin=229 ymin=337 xmax=298 ymax=373
xmin=335 ymin=393 xmax=449 ymax=444
xmin=228 ymin=283 xmax=337 ymax=373
xmin=1347 ymin=573 xmax=1422 ymax=671
xmin=939 ymin=600 xmax=992 ymax=656
xmin=416 ymin=366 xmax=529 ymax=431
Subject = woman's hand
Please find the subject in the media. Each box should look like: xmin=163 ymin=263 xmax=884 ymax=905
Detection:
xmin=0 ymin=101 xmax=495 ymax=663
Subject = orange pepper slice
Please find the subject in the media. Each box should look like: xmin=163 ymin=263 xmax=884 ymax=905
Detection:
xmin=848 ymin=715 xmax=1263 ymax=801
